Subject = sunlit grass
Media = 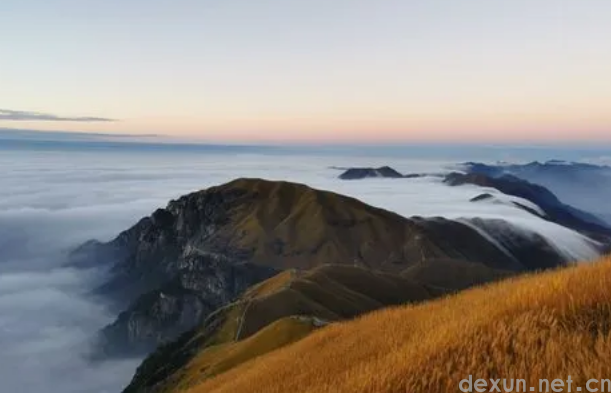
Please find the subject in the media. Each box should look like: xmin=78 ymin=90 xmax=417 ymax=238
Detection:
xmin=170 ymin=317 xmax=315 ymax=391
xmin=188 ymin=256 xmax=611 ymax=393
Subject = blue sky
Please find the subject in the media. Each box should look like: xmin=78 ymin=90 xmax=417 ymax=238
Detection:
xmin=2 ymin=0 xmax=611 ymax=142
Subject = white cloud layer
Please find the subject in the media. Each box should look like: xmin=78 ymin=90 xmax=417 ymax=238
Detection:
xmin=0 ymin=146 xmax=608 ymax=392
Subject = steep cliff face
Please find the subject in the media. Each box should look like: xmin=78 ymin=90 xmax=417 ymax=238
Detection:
xmin=74 ymin=178 xmax=571 ymax=356
xmin=97 ymin=255 xmax=275 ymax=356
xmin=94 ymin=185 xmax=254 ymax=305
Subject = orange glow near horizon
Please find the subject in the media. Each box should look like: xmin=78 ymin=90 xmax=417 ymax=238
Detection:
xmin=7 ymin=107 xmax=611 ymax=144
xmin=7 ymin=119 xmax=610 ymax=144
xmin=2 ymin=1 xmax=611 ymax=144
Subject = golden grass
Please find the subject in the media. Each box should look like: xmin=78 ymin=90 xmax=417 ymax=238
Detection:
xmin=169 ymin=317 xmax=315 ymax=392
xmin=198 ymin=305 xmax=243 ymax=346
xmin=182 ymin=270 xmax=296 ymax=350
xmin=188 ymin=256 xmax=611 ymax=393
xmin=147 ymin=264 xmax=440 ymax=393
xmin=233 ymin=264 xmax=433 ymax=340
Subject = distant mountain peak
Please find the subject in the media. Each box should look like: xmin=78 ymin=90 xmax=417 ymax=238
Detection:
xmin=338 ymin=166 xmax=405 ymax=180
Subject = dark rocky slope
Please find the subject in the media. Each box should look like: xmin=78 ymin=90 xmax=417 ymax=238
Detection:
xmin=74 ymin=178 xmax=570 ymax=357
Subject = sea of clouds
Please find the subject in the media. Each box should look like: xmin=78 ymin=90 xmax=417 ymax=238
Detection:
xmin=1 ymin=141 xmax=610 ymax=392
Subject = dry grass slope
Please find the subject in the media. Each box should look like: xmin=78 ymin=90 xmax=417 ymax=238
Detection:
xmin=126 ymin=261 xmax=511 ymax=393
xmin=143 ymin=265 xmax=438 ymax=392
xmin=168 ymin=317 xmax=316 ymax=392
xmin=189 ymin=256 xmax=611 ymax=393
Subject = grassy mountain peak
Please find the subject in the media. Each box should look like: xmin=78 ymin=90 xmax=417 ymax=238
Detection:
xmin=188 ymin=255 xmax=611 ymax=393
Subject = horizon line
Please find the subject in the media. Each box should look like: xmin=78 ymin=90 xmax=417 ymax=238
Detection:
xmin=2 ymin=127 xmax=611 ymax=149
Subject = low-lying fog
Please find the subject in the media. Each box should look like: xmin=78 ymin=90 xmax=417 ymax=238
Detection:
xmin=1 ymin=143 xmax=610 ymax=392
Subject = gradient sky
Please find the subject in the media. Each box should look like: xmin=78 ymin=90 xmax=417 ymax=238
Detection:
xmin=2 ymin=0 xmax=611 ymax=143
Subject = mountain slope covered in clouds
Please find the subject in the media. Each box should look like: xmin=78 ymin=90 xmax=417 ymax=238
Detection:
xmin=445 ymin=171 xmax=611 ymax=242
xmin=334 ymin=163 xmax=611 ymax=245
xmin=75 ymin=178 xmax=579 ymax=357
xmin=462 ymin=160 xmax=611 ymax=226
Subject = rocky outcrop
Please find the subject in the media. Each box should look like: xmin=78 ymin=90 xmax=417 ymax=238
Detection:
xmin=97 ymin=256 xmax=275 ymax=356
xmin=74 ymin=178 xmax=574 ymax=357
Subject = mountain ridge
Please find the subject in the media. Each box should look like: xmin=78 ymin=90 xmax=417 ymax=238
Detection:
xmin=123 ymin=261 xmax=513 ymax=393
xmin=182 ymin=255 xmax=611 ymax=393
xmin=72 ymin=178 xmax=573 ymax=356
